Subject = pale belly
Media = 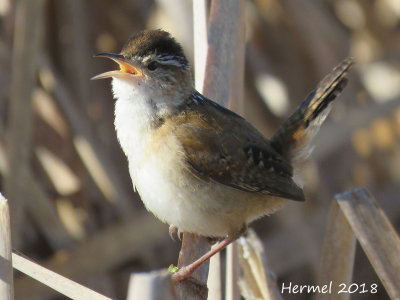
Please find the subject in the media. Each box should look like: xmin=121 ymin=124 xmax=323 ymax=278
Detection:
xmin=129 ymin=146 xmax=287 ymax=237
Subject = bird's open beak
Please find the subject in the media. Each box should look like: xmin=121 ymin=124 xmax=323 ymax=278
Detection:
xmin=91 ymin=53 xmax=142 ymax=80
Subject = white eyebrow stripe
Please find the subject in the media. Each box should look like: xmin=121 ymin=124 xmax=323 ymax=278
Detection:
xmin=157 ymin=55 xmax=189 ymax=68
xmin=131 ymin=54 xmax=156 ymax=63
xmin=132 ymin=54 xmax=189 ymax=69
xmin=158 ymin=59 xmax=185 ymax=67
xmin=143 ymin=54 xmax=157 ymax=63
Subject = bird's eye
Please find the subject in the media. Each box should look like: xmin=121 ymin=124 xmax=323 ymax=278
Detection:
xmin=147 ymin=61 xmax=159 ymax=71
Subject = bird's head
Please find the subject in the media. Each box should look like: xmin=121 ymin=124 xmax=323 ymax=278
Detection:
xmin=93 ymin=30 xmax=193 ymax=102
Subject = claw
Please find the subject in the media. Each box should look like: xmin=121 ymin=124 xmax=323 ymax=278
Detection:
xmin=177 ymin=229 xmax=183 ymax=240
xmin=169 ymin=225 xmax=178 ymax=241
xmin=169 ymin=225 xmax=184 ymax=241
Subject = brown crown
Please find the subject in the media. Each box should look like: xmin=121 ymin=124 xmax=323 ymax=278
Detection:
xmin=121 ymin=30 xmax=187 ymax=64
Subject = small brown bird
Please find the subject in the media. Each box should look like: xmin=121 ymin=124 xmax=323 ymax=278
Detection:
xmin=93 ymin=29 xmax=353 ymax=280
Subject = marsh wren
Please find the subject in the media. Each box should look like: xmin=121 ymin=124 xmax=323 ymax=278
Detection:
xmin=93 ymin=29 xmax=353 ymax=280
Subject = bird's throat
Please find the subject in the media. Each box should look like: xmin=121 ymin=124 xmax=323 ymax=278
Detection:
xmin=112 ymin=77 xmax=184 ymax=162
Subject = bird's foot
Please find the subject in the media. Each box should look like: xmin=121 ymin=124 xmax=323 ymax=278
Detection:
xmin=169 ymin=225 xmax=183 ymax=241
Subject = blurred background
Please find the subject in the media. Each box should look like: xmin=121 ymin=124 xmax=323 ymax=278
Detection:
xmin=0 ymin=0 xmax=399 ymax=299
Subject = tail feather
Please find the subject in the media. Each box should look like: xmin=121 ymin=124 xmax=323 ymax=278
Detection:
xmin=271 ymin=58 xmax=354 ymax=171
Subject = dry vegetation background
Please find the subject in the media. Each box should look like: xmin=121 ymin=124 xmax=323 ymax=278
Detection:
xmin=0 ymin=0 xmax=399 ymax=299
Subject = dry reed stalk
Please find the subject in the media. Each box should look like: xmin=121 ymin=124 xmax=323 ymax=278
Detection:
xmin=14 ymin=214 xmax=167 ymax=300
xmin=0 ymin=194 xmax=13 ymax=300
xmin=127 ymin=270 xmax=174 ymax=300
xmin=226 ymin=242 xmax=240 ymax=300
xmin=238 ymin=229 xmax=282 ymax=300
xmin=336 ymin=187 xmax=400 ymax=300
xmin=193 ymin=0 xmax=208 ymax=92
xmin=316 ymin=200 xmax=356 ymax=300
xmin=207 ymin=250 xmax=222 ymax=300
xmin=12 ymin=253 xmax=112 ymax=300
xmin=6 ymin=0 xmax=45 ymax=247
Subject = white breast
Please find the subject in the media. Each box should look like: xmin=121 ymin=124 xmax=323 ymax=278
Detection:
xmin=112 ymin=78 xmax=200 ymax=230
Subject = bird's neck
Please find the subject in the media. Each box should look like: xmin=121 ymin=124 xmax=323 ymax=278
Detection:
xmin=112 ymin=78 xmax=192 ymax=161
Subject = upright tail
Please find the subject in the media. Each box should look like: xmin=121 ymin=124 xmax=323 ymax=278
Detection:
xmin=271 ymin=58 xmax=354 ymax=171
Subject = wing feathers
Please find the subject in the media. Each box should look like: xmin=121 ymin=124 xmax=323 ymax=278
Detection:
xmin=168 ymin=97 xmax=305 ymax=202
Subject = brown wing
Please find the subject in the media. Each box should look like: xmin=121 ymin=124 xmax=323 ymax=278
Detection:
xmin=168 ymin=96 xmax=305 ymax=202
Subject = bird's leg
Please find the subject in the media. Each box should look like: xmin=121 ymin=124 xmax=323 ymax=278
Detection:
xmin=171 ymin=225 xmax=247 ymax=281
xmin=171 ymin=235 xmax=236 ymax=281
